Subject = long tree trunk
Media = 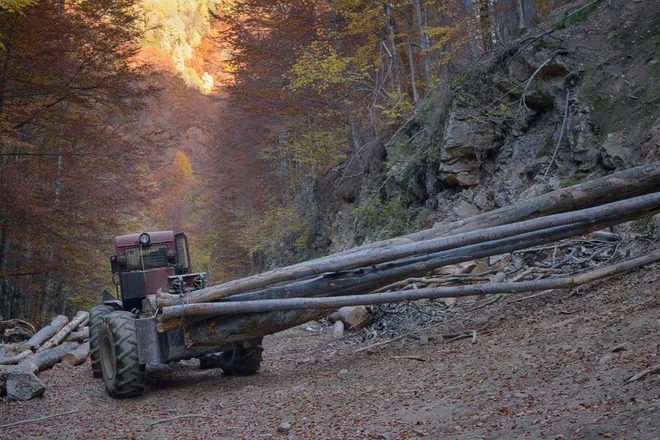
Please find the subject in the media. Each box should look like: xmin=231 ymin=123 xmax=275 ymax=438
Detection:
xmin=184 ymin=309 xmax=333 ymax=347
xmin=159 ymin=197 xmax=660 ymax=330
xmin=517 ymin=0 xmax=526 ymax=31
xmin=170 ymin=251 xmax=660 ymax=317
xmin=384 ymin=1 xmax=402 ymax=94
xmin=27 ymin=315 xmax=69 ymax=351
xmin=37 ymin=310 xmax=88 ymax=352
xmin=478 ymin=0 xmax=492 ymax=51
xmin=463 ymin=0 xmax=480 ymax=58
xmin=405 ymin=24 xmax=419 ymax=104
xmin=155 ymin=161 xmax=660 ymax=309
xmin=412 ymin=0 xmax=433 ymax=89
xmin=523 ymin=0 xmax=536 ymax=29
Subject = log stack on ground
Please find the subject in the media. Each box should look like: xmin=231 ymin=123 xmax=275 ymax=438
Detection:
xmin=0 ymin=311 xmax=91 ymax=401
xmin=38 ymin=311 xmax=88 ymax=352
xmin=156 ymin=191 xmax=660 ymax=342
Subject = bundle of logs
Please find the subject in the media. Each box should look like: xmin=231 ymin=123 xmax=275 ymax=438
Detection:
xmin=153 ymin=162 xmax=660 ymax=348
xmin=0 ymin=311 xmax=90 ymax=401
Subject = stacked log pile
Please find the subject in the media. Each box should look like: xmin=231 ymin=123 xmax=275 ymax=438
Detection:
xmin=152 ymin=162 xmax=660 ymax=347
xmin=0 ymin=311 xmax=89 ymax=401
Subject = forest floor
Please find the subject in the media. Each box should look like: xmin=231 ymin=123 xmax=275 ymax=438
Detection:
xmin=1 ymin=261 xmax=658 ymax=439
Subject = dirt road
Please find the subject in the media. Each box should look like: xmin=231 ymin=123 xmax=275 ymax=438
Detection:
xmin=2 ymin=264 xmax=659 ymax=439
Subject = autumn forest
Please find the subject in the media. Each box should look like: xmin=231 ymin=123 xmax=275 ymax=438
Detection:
xmin=1 ymin=0 xmax=560 ymax=324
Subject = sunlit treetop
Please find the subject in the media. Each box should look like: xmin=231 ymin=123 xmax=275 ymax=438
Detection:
xmin=141 ymin=0 xmax=219 ymax=94
xmin=0 ymin=0 xmax=36 ymax=13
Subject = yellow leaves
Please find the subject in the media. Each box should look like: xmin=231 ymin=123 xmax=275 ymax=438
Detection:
xmin=239 ymin=205 xmax=311 ymax=256
xmin=0 ymin=0 xmax=36 ymax=14
xmin=262 ymin=125 xmax=348 ymax=174
xmin=376 ymin=91 xmax=414 ymax=125
xmin=140 ymin=0 xmax=220 ymax=93
xmin=426 ymin=25 xmax=458 ymax=51
xmin=288 ymin=42 xmax=349 ymax=93
xmin=173 ymin=150 xmax=194 ymax=177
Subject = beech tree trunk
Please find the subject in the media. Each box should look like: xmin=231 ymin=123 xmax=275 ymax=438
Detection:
xmin=38 ymin=311 xmax=88 ymax=352
xmin=176 ymin=251 xmax=660 ymax=317
xmin=26 ymin=315 xmax=68 ymax=351
xmin=61 ymin=342 xmax=89 ymax=366
xmin=157 ymin=191 xmax=660 ymax=309
xmin=18 ymin=342 xmax=79 ymax=373
xmin=65 ymin=328 xmax=89 ymax=342
xmin=160 ymin=198 xmax=659 ymax=332
xmin=412 ymin=0 xmax=433 ymax=88
xmin=184 ymin=309 xmax=332 ymax=347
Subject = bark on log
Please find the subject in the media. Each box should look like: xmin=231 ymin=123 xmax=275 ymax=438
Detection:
xmin=65 ymin=329 xmax=89 ymax=343
xmin=61 ymin=342 xmax=89 ymax=366
xmin=19 ymin=343 xmax=79 ymax=373
xmin=38 ymin=311 xmax=89 ymax=352
xmin=27 ymin=316 xmax=69 ymax=351
xmin=177 ymin=251 xmax=660 ymax=316
xmin=1 ymin=319 xmax=36 ymax=343
xmin=0 ymin=350 xmax=32 ymax=365
xmin=159 ymin=198 xmax=659 ymax=328
xmin=157 ymin=182 xmax=660 ymax=308
xmin=184 ymin=309 xmax=332 ymax=347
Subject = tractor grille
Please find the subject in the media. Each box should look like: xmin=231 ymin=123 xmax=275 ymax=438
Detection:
xmin=124 ymin=244 xmax=169 ymax=271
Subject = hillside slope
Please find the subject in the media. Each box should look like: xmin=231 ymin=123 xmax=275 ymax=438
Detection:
xmin=313 ymin=0 xmax=660 ymax=255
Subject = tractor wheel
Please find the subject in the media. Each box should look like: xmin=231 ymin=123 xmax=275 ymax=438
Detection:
xmin=219 ymin=337 xmax=264 ymax=376
xmin=89 ymin=305 xmax=114 ymax=378
xmin=99 ymin=311 xmax=145 ymax=398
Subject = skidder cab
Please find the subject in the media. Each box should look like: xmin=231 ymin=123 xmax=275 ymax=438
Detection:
xmin=107 ymin=231 xmax=206 ymax=312
xmin=90 ymin=231 xmax=263 ymax=398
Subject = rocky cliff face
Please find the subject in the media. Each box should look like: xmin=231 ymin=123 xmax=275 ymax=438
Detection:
xmin=313 ymin=0 xmax=660 ymax=254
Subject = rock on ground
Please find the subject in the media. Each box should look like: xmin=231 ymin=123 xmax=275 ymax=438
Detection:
xmin=6 ymin=371 xmax=45 ymax=401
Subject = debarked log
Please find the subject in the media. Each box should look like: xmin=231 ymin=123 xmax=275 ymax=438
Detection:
xmin=61 ymin=342 xmax=90 ymax=366
xmin=184 ymin=308 xmax=333 ymax=347
xmin=18 ymin=343 xmax=79 ymax=373
xmin=159 ymin=199 xmax=660 ymax=330
xmin=156 ymin=162 xmax=660 ymax=309
xmin=38 ymin=311 xmax=88 ymax=352
xmin=26 ymin=315 xmax=69 ymax=351
xmin=175 ymin=251 xmax=660 ymax=318
xmin=0 ymin=349 xmax=32 ymax=365
xmin=64 ymin=328 xmax=89 ymax=343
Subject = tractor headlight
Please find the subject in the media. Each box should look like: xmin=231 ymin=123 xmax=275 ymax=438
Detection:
xmin=139 ymin=233 xmax=150 ymax=245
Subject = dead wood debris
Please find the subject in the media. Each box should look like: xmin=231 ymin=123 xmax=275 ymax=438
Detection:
xmin=626 ymin=364 xmax=660 ymax=383
xmin=0 ymin=410 xmax=79 ymax=429
xmin=348 ymin=231 xmax=654 ymax=344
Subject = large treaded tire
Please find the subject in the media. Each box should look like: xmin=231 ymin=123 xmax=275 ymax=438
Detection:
xmin=89 ymin=305 xmax=114 ymax=378
xmin=99 ymin=311 xmax=145 ymax=398
xmin=219 ymin=337 xmax=264 ymax=376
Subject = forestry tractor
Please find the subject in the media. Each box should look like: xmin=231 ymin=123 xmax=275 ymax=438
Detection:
xmin=90 ymin=231 xmax=263 ymax=398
